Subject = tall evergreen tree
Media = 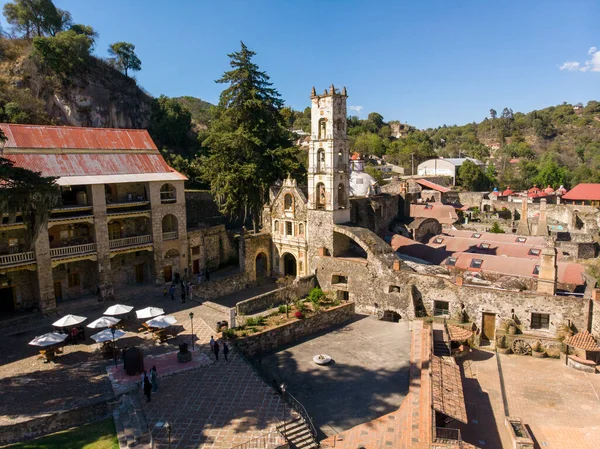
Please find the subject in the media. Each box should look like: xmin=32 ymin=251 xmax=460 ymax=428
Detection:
xmin=201 ymin=42 xmax=300 ymax=230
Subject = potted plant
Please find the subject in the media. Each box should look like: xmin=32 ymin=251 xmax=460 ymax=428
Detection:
xmin=496 ymin=335 xmax=511 ymax=354
xmin=531 ymin=340 xmax=546 ymax=358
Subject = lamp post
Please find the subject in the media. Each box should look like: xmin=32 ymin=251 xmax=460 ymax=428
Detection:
xmin=189 ymin=312 xmax=194 ymax=351
xmin=110 ymin=327 xmax=117 ymax=368
xmin=280 ymin=383 xmax=287 ymax=436
xmin=164 ymin=421 xmax=172 ymax=449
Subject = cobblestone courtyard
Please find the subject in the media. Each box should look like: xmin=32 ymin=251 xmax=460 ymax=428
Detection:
xmin=257 ymin=316 xmax=412 ymax=437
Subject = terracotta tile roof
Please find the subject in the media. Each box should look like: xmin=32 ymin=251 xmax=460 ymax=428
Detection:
xmin=431 ymin=356 xmax=468 ymax=424
xmin=562 ymin=183 xmax=600 ymax=201
xmin=415 ymin=179 xmax=451 ymax=193
xmin=444 ymin=230 xmax=546 ymax=246
xmin=564 ymin=331 xmax=600 ymax=351
xmin=428 ymin=236 xmax=562 ymax=260
xmin=0 ymin=124 xmax=184 ymax=180
xmin=447 ymin=325 xmax=473 ymax=341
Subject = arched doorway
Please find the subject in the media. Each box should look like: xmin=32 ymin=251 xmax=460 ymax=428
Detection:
xmin=282 ymin=253 xmax=297 ymax=277
xmin=255 ymin=252 xmax=268 ymax=278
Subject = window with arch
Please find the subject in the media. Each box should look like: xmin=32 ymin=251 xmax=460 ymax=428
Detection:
xmin=162 ymin=214 xmax=179 ymax=239
xmin=338 ymin=184 xmax=346 ymax=208
xmin=316 ymin=183 xmax=326 ymax=209
xmin=274 ymin=220 xmax=279 ymax=234
xmin=318 ymin=118 xmax=327 ymax=139
xmin=160 ymin=183 xmax=176 ymax=203
xmin=317 ymin=148 xmax=325 ymax=173
xmin=284 ymin=194 xmax=293 ymax=211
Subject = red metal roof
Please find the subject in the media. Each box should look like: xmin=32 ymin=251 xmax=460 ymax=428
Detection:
xmin=1 ymin=124 xmax=157 ymax=150
xmin=0 ymin=124 xmax=184 ymax=179
xmin=427 ymin=236 xmax=562 ymax=259
xmin=410 ymin=203 xmax=458 ymax=225
xmin=415 ymin=179 xmax=451 ymax=193
xmin=562 ymin=183 xmax=600 ymax=201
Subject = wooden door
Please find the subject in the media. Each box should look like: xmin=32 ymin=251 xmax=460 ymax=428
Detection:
xmin=163 ymin=265 xmax=172 ymax=283
xmin=192 ymin=259 xmax=200 ymax=274
xmin=482 ymin=313 xmax=496 ymax=341
xmin=54 ymin=281 xmax=62 ymax=302
xmin=0 ymin=287 xmax=15 ymax=314
xmin=135 ymin=264 xmax=145 ymax=283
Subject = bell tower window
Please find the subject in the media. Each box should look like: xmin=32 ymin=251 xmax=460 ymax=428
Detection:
xmin=316 ymin=183 xmax=326 ymax=210
xmin=317 ymin=149 xmax=325 ymax=173
xmin=338 ymin=184 xmax=346 ymax=209
xmin=318 ymin=119 xmax=327 ymax=140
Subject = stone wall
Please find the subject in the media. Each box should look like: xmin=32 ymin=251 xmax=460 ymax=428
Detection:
xmin=192 ymin=271 xmax=253 ymax=302
xmin=235 ymin=302 xmax=355 ymax=357
xmin=0 ymin=269 xmax=38 ymax=312
xmin=187 ymin=225 xmax=237 ymax=273
xmin=313 ymin=253 xmax=593 ymax=338
xmin=184 ymin=190 xmax=228 ymax=228
xmin=349 ymin=194 xmax=403 ymax=236
xmin=109 ymin=251 xmax=154 ymax=286
xmin=241 ymin=231 xmax=273 ymax=281
xmin=236 ymin=275 xmax=316 ymax=315
xmin=0 ymin=401 xmax=110 ymax=445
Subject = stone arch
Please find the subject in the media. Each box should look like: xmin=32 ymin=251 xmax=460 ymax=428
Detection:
xmin=164 ymin=248 xmax=180 ymax=258
xmin=255 ymin=252 xmax=268 ymax=278
xmin=162 ymin=214 xmax=178 ymax=239
xmin=318 ymin=118 xmax=327 ymax=139
xmin=483 ymin=204 xmax=491 ymax=213
xmin=282 ymin=252 xmax=297 ymax=277
xmin=338 ymin=183 xmax=346 ymax=209
xmin=284 ymin=194 xmax=294 ymax=211
xmin=160 ymin=183 xmax=176 ymax=203
xmin=317 ymin=148 xmax=325 ymax=172
xmin=316 ymin=182 xmax=326 ymax=209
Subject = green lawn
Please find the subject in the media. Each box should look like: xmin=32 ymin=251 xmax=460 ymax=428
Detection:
xmin=2 ymin=418 xmax=118 ymax=449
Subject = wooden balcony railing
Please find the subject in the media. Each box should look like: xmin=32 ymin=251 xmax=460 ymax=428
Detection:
xmin=109 ymin=235 xmax=152 ymax=249
xmin=0 ymin=251 xmax=35 ymax=267
xmin=50 ymin=243 xmax=96 ymax=258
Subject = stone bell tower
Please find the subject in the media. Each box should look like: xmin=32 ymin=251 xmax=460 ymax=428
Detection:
xmin=306 ymin=84 xmax=350 ymax=262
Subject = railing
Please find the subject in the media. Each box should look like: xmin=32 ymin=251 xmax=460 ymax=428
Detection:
xmin=162 ymin=231 xmax=178 ymax=240
xmin=0 ymin=251 xmax=35 ymax=266
xmin=109 ymin=235 xmax=152 ymax=249
xmin=160 ymin=192 xmax=176 ymax=203
xmin=50 ymin=243 xmax=96 ymax=258
xmin=283 ymin=391 xmax=319 ymax=447
xmin=229 ymin=427 xmax=286 ymax=449
xmin=433 ymin=427 xmax=461 ymax=444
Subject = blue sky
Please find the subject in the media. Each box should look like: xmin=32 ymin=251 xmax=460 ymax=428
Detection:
xmin=1 ymin=0 xmax=598 ymax=129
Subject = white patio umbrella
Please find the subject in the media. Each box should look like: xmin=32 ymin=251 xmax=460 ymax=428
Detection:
xmin=145 ymin=315 xmax=177 ymax=329
xmin=104 ymin=304 xmax=134 ymax=316
xmin=136 ymin=307 xmax=164 ymax=320
xmin=90 ymin=328 xmax=126 ymax=343
xmin=52 ymin=314 xmax=86 ymax=328
xmin=87 ymin=316 xmax=121 ymax=329
xmin=29 ymin=332 xmax=68 ymax=347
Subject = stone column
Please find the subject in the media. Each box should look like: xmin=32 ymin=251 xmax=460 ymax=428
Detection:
xmin=149 ymin=182 xmax=165 ymax=284
xmin=516 ymin=199 xmax=530 ymax=236
xmin=91 ymin=184 xmax=114 ymax=300
xmin=33 ymin=221 xmax=55 ymax=313
xmin=535 ymin=199 xmax=548 ymax=236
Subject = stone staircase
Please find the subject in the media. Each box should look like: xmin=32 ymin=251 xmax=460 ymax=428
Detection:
xmin=277 ymin=417 xmax=319 ymax=449
xmin=112 ymin=393 xmax=152 ymax=448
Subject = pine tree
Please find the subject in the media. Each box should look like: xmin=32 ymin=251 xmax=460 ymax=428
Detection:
xmin=201 ymin=42 xmax=301 ymax=230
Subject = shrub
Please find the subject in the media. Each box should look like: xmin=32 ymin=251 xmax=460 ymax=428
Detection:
xmin=32 ymin=30 xmax=94 ymax=75
xmin=278 ymin=304 xmax=287 ymax=314
xmin=489 ymin=222 xmax=505 ymax=234
xmin=308 ymin=287 xmax=325 ymax=305
xmin=256 ymin=316 xmax=266 ymax=326
xmin=245 ymin=317 xmax=257 ymax=327
xmin=295 ymin=300 xmax=306 ymax=312
xmin=222 ymin=328 xmax=236 ymax=339
xmin=294 ymin=310 xmax=304 ymax=319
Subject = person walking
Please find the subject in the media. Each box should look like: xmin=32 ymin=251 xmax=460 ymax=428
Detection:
xmin=181 ymin=286 xmax=186 ymax=303
xmin=150 ymin=366 xmax=159 ymax=393
xmin=213 ymin=340 xmax=220 ymax=362
xmin=205 ymin=268 xmax=210 ymax=282
xmin=223 ymin=341 xmax=229 ymax=362
xmin=209 ymin=335 xmax=215 ymax=351
xmin=169 ymin=284 xmax=176 ymax=301
xmin=143 ymin=373 xmax=152 ymax=402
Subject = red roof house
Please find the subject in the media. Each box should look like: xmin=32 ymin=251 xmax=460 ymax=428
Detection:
xmin=562 ymin=184 xmax=600 ymax=204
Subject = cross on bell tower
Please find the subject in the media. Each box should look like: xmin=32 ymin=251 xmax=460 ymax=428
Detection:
xmin=307 ymin=84 xmax=350 ymax=221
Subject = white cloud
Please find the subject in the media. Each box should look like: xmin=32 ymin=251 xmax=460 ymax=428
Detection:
xmin=559 ymin=46 xmax=600 ymax=73
xmin=559 ymin=61 xmax=580 ymax=71
xmin=349 ymin=105 xmax=363 ymax=113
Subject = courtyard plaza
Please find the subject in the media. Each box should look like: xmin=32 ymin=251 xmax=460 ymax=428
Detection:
xmin=0 ymin=274 xmax=286 ymax=446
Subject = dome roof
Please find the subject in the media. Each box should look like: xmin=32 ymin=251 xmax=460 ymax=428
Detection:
xmin=544 ymin=185 xmax=555 ymax=194
xmin=502 ymin=186 xmax=514 ymax=196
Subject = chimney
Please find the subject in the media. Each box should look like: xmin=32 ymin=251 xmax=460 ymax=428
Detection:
xmin=516 ymin=198 xmax=530 ymax=236
xmin=535 ymin=199 xmax=548 ymax=236
xmin=456 ymin=275 xmax=464 ymax=286
xmin=393 ymin=260 xmax=402 ymax=271
xmin=537 ymin=239 xmax=557 ymax=295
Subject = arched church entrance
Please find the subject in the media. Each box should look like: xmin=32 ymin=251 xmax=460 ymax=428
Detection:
xmin=255 ymin=252 xmax=268 ymax=278
xmin=282 ymin=253 xmax=297 ymax=277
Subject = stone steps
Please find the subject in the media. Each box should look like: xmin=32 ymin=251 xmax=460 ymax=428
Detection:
xmin=113 ymin=392 xmax=152 ymax=448
xmin=278 ymin=417 xmax=318 ymax=449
